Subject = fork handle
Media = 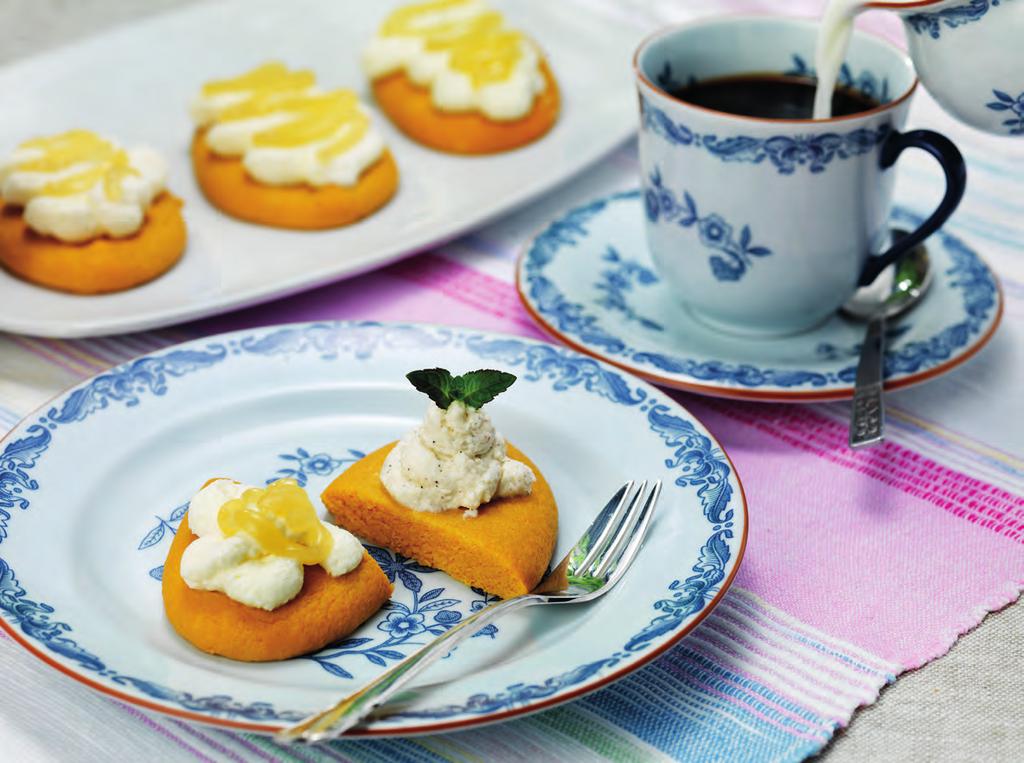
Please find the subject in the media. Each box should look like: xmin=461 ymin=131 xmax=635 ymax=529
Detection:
xmin=276 ymin=594 xmax=540 ymax=743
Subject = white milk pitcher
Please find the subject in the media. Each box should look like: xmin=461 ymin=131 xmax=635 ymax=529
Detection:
xmin=877 ymin=0 xmax=1024 ymax=136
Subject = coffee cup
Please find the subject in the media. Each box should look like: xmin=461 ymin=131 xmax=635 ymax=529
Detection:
xmin=634 ymin=16 xmax=966 ymax=336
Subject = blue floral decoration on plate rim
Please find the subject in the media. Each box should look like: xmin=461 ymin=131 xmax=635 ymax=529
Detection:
xmin=516 ymin=190 xmax=1003 ymax=401
xmin=0 ymin=321 xmax=747 ymax=735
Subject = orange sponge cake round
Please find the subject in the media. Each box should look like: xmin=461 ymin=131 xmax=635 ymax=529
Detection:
xmin=371 ymin=61 xmax=560 ymax=155
xmin=191 ymin=130 xmax=399 ymax=229
xmin=162 ymin=515 xmax=392 ymax=662
xmin=322 ymin=443 xmax=557 ymax=599
xmin=0 ymin=193 xmax=186 ymax=294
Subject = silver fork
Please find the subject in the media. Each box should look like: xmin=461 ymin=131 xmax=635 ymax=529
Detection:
xmin=276 ymin=480 xmax=662 ymax=743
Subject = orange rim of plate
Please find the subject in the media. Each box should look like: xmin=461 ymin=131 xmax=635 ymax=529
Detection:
xmin=866 ymin=1 xmax=948 ymax=9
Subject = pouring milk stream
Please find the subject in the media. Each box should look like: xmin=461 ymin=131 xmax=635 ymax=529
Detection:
xmin=813 ymin=0 xmax=917 ymax=119
xmin=814 ymin=0 xmax=1024 ymax=134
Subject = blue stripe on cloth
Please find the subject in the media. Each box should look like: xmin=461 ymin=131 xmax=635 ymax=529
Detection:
xmin=585 ymin=676 xmax=824 ymax=762
xmin=666 ymin=646 xmax=832 ymax=730
xmin=323 ymin=738 xmax=453 ymax=763
xmin=722 ymin=597 xmax=896 ymax=681
xmin=950 ymin=215 xmax=1024 ymax=252
xmin=577 ymin=648 xmax=835 ymax=762
xmin=957 ymin=150 xmax=1024 ymax=185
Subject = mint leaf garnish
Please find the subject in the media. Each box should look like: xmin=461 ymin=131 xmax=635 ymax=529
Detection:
xmin=454 ymin=369 xmax=516 ymax=408
xmin=406 ymin=368 xmax=457 ymax=409
xmin=406 ymin=368 xmax=516 ymax=409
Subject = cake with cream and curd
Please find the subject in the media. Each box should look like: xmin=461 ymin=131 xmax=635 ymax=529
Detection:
xmin=163 ymin=478 xmax=391 ymax=662
xmin=322 ymin=368 xmax=558 ymax=599
xmin=190 ymin=62 xmax=398 ymax=228
xmin=0 ymin=130 xmax=185 ymax=294
xmin=363 ymin=0 xmax=560 ymax=154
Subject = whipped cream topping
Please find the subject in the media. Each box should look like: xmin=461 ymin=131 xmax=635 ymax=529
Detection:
xmin=179 ymin=479 xmax=364 ymax=611
xmin=363 ymin=0 xmax=547 ymax=121
xmin=381 ymin=400 xmax=535 ymax=516
xmin=0 ymin=131 xmax=167 ymax=243
xmin=191 ymin=62 xmax=386 ymax=187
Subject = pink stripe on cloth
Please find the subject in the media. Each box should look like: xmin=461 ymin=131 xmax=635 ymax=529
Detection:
xmin=89 ymin=336 xmax=143 ymax=364
xmin=698 ymin=613 xmax=869 ymax=701
xmin=114 ymin=702 xmax=216 ymax=763
xmin=722 ymin=591 xmax=894 ymax=677
xmin=684 ymin=628 xmax=848 ymax=722
xmin=706 ymin=400 xmax=1024 ymax=542
xmin=218 ymin=731 xmax=281 ymax=763
xmin=684 ymin=396 xmax=1024 ymax=669
xmin=707 ymin=0 xmax=905 ymax=45
xmin=7 ymin=335 xmax=89 ymax=377
xmin=389 ymin=253 xmax=541 ymax=333
xmin=171 ymin=720 xmax=247 ymax=763
xmin=74 ymin=338 xmax=128 ymax=366
xmin=191 ymin=252 xmax=548 ymax=341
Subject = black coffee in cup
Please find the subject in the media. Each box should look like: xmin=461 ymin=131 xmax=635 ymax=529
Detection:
xmin=667 ymin=74 xmax=880 ymax=120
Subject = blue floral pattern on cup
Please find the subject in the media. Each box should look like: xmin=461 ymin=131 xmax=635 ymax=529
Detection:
xmin=641 ymin=96 xmax=891 ymax=175
xmin=986 ymin=88 xmax=1024 ymax=134
xmin=653 ymin=61 xmax=692 ymax=93
xmin=785 ymin=54 xmax=891 ymax=104
xmin=645 ymin=169 xmax=772 ymax=282
xmin=906 ymin=0 xmax=1004 ymax=39
xmin=521 ymin=192 xmax=1000 ymax=390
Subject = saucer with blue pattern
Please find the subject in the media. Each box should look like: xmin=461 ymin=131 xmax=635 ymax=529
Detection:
xmin=517 ymin=190 xmax=1003 ymax=402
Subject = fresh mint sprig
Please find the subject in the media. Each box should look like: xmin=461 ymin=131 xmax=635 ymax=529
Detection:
xmin=406 ymin=368 xmax=516 ymax=409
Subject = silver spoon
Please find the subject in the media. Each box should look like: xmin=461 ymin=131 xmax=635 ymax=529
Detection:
xmin=842 ymin=235 xmax=933 ymax=449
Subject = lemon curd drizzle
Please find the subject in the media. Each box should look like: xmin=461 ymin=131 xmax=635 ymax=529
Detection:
xmin=202 ymin=63 xmax=369 ymax=158
xmin=380 ymin=0 xmax=528 ymax=87
xmin=201 ymin=61 xmax=314 ymax=97
xmin=217 ymin=479 xmax=334 ymax=565
xmin=15 ymin=130 xmax=139 ymax=201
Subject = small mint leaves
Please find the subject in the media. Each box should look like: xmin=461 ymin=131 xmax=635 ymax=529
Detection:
xmin=456 ymin=370 xmax=517 ymax=409
xmin=406 ymin=368 xmax=458 ymax=409
xmin=406 ymin=368 xmax=516 ymax=409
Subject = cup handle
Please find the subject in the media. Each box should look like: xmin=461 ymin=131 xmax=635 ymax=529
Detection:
xmin=858 ymin=129 xmax=967 ymax=286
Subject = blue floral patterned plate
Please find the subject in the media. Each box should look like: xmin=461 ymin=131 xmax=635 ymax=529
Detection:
xmin=0 ymin=322 xmax=746 ymax=736
xmin=517 ymin=191 xmax=1003 ymax=402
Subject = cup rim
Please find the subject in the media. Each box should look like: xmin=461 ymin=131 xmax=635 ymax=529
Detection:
xmin=633 ymin=14 xmax=919 ymax=126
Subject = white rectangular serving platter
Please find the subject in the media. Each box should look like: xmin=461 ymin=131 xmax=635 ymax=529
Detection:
xmin=0 ymin=0 xmax=642 ymax=338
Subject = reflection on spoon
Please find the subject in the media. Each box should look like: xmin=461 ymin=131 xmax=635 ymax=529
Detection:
xmin=842 ymin=231 xmax=933 ymax=448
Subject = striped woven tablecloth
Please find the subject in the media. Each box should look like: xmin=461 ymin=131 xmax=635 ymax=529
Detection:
xmin=2 ymin=1 xmax=1023 ymax=761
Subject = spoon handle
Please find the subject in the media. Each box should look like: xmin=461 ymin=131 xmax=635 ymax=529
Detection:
xmin=849 ymin=315 xmax=886 ymax=448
